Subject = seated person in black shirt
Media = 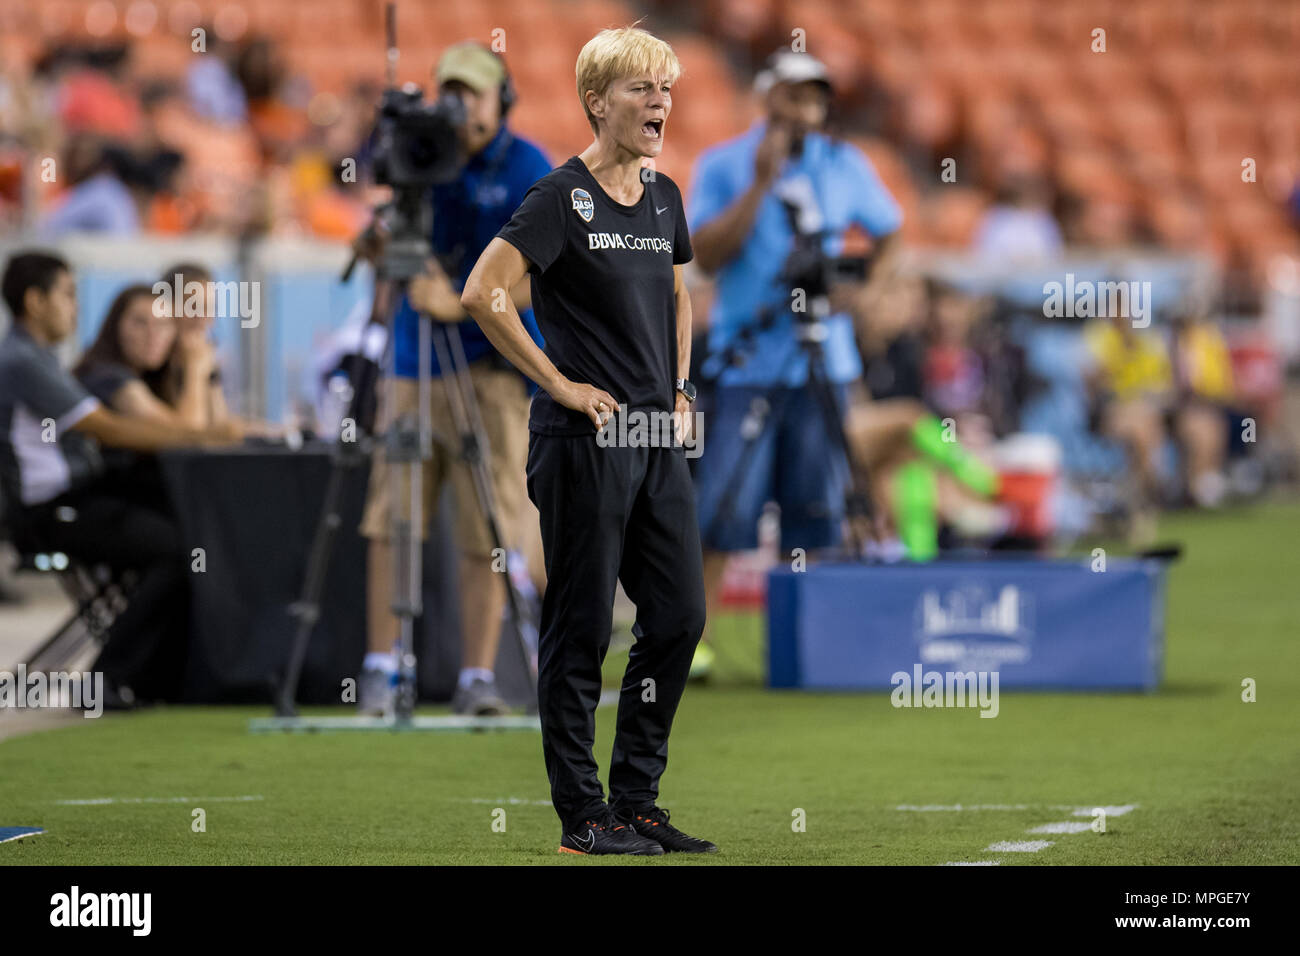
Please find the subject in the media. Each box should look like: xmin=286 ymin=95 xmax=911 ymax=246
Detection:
xmin=74 ymin=283 xmax=218 ymax=431
xmin=158 ymin=262 xmax=233 ymax=429
xmin=845 ymin=274 xmax=1001 ymax=554
xmin=0 ymin=251 xmax=239 ymax=706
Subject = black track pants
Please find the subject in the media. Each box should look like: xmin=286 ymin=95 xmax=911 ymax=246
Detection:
xmin=526 ymin=431 xmax=706 ymax=830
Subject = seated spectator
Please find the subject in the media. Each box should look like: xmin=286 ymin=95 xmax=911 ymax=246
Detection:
xmin=185 ymin=31 xmax=248 ymax=126
xmin=1083 ymin=314 xmax=1173 ymax=541
xmin=38 ymin=138 xmax=141 ymax=237
xmin=160 ymin=263 xmax=236 ymax=424
xmin=845 ymin=277 xmax=1003 ymax=559
xmin=0 ymin=251 xmax=238 ymax=706
xmin=973 ymin=174 xmax=1064 ymax=264
xmin=75 ymin=278 xmax=228 ymax=431
xmin=1169 ymin=306 xmax=1237 ymax=507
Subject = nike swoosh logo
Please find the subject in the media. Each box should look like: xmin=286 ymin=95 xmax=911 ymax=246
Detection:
xmin=656 ymin=205 xmax=668 ymax=215
xmin=572 ymin=829 xmax=595 ymax=851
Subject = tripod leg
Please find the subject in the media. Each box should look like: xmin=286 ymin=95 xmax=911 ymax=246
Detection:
xmin=803 ymin=344 xmax=874 ymax=555
xmin=700 ymin=341 xmax=807 ymax=549
xmin=277 ymin=312 xmax=392 ymax=718
xmin=278 ymin=463 xmax=352 ymax=716
xmin=429 ymin=322 xmax=539 ymax=708
xmin=387 ymin=300 xmax=432 ymax=722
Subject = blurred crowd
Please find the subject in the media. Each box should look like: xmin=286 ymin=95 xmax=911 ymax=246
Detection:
xmin=0 ymin=8 xmax=1294 ymax=562
xmin=0 ymin=31 xmax=377 ymax=239
xmin=839 ymin=273 xmax=1279 ymax=549
xmin=664 ymin=0 xmax=1300 ymax=315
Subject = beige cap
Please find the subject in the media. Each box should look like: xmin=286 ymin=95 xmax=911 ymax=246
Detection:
xmin=436 ymin=42 xmax=505 ymax=93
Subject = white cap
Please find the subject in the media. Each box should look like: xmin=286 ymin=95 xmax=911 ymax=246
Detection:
xmin=753 ymin=50 xmax=832 ymax=96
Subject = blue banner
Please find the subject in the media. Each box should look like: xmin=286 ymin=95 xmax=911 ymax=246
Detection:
xmin=768 ymin=559 xmax=1166 ymax=691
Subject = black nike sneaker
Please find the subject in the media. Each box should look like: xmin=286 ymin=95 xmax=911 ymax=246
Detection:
xmin=618 ymin=806 xmax=718 ymax=853
xmin=558 ymin=809 xmax=664 ymax=856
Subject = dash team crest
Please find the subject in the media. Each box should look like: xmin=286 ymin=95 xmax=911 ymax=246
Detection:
xmin=571 ymin=187 xmax=594 ymax=222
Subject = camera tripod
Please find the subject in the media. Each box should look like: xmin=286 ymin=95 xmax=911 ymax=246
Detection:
xmin=699 ymin=295 xmax=874 ymax=558
xmin=264 ymin=254 xmax=540 ymax=730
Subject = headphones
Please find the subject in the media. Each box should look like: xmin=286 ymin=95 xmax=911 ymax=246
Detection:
xmin=437 ymin=43 xmax=516 ymax=118
xmin=489 ymin=47 xmax=516 ymax=118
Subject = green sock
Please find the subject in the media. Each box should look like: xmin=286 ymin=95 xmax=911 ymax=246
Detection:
xmin=894 ymin=461 xmax=939 ymax=561
xmin=910 ymin=415 xmax=998 ymax=497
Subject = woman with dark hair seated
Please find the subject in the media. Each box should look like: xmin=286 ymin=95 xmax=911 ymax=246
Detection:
xmin=74 ymin=282 xmax=225 ymax=431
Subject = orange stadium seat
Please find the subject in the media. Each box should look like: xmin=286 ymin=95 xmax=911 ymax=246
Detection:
xmin=6 ymin=0 xmax=1296 ymax=276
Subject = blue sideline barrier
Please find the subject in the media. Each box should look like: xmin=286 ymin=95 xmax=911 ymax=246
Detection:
xmin=768 ymin=558 xmax=1167 ymax=691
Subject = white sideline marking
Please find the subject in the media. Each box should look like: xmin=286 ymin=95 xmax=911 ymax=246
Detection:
xmin=1028 ymin=822 xmax=1093 ymax=835
xmin=55 ymin=795 xmax=265 ymax=806
xmin=894 ymin=802 xmax=1139 ymax=815
xmin=985 ymin=840 xmax=1054 ymax=852
xmin=1071 ymin=804 xmax=1137 ymax=817
xmin=895 ymin=804 xmax=1033 ymax=812
xmin=468 ymin=797 xmax=551 ymax=806
xmin=942 ymin=860 xmax=1001 ymax=866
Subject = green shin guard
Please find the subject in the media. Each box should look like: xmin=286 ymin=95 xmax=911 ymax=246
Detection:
xmin=910 ymin=415 xmax=998 ymax=498
xmin=895 ymin=461 xmax=939 ymax=562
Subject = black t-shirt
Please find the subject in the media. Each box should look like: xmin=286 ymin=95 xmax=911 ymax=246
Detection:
xmin=75 ymin=359 xmax=144 ymax=472
xmin=77 ymin=359 xmax=137 ymax=406
xmin=495 ymin=156 xmax=692 ymax=435
xmin=862 ymin=333 xmax=926 ymax=403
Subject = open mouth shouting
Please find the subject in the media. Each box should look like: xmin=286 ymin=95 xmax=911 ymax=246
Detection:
xmin=641 ymin=117 xmax=665 ymax=141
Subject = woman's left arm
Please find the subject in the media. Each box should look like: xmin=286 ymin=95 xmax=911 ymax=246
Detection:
xmin=172 ymin=333 xmax=215 ymax=428
xmin=674 ymin=264 xmax=692 ymax=385
xmin=208 ymin=377 xmax=230 ymax=425
xmin=674 ymin=264 xmax=694 ymax=439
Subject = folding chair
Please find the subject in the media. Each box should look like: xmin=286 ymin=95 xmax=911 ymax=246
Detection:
xmin=14 ymin=549 xmax=135 ymax=674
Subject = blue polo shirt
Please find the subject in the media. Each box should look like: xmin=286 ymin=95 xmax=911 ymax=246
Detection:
xmin=393 ymin=125 xmax=551 ymax=378
xmin=688 ymin=121 xmax=902 ymax=387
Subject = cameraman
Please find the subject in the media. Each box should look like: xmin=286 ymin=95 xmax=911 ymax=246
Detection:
xmin=688 ymin=51 xmax=902 ymax=664
xmin=357 ymin=42 xmax=550 ymax=716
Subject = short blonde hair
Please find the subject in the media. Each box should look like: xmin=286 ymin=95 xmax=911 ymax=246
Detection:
xmin=576 ymin=26 xmax=682 ymax=135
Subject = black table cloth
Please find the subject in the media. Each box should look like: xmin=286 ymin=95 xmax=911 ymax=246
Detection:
xmin=156 ymin=444 xmax=476 ymax=705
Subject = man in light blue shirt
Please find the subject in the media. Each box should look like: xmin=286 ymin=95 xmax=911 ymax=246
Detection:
xmin=688 ymin=51 xmax=902 ymax=653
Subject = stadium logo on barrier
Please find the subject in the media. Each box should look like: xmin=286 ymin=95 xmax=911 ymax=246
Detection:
xmin=571 ymin=187 xmax=595 ymax=222
xmin=913 ymin=584 xmax=1034 ymax=670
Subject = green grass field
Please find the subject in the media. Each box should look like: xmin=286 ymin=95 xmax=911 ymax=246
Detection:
xmin=2 ymin=503 xmax=1296 ymax=865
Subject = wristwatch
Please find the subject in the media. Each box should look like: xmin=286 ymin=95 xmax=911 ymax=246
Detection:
xmin=675 ymin=378 xmax=697 ymax=403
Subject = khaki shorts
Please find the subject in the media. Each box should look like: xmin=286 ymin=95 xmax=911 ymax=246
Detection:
xmin=359 ymin=363 xmax=538 ymax=558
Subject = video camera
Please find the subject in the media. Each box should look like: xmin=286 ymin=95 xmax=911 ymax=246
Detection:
xmin=697 ymin=205 xmax=871 ymax=381
xmin=779 ymin=229 xmax=868 ymax=313
xmin=775 ymin=195 xmax=868 ymax=316
xmin=370 ymin=85 xmax=466 ymax=191
xmin=354 ymin=85 xmax=465 ymax=281
xmin=343 ymin=1 xmax=470 ymax=283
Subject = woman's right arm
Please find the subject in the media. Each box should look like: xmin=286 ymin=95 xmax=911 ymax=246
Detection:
xmin=111 ymin=379 xmax=189 ymax=427
xmin=72 ymin=405 xmax=239 ymax=450
xmin=461 ymin=237 xmax=618 ymax=430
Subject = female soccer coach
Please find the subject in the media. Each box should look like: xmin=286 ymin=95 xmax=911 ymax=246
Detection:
xmin=461 ymin=26 xmax=715 ymax=856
